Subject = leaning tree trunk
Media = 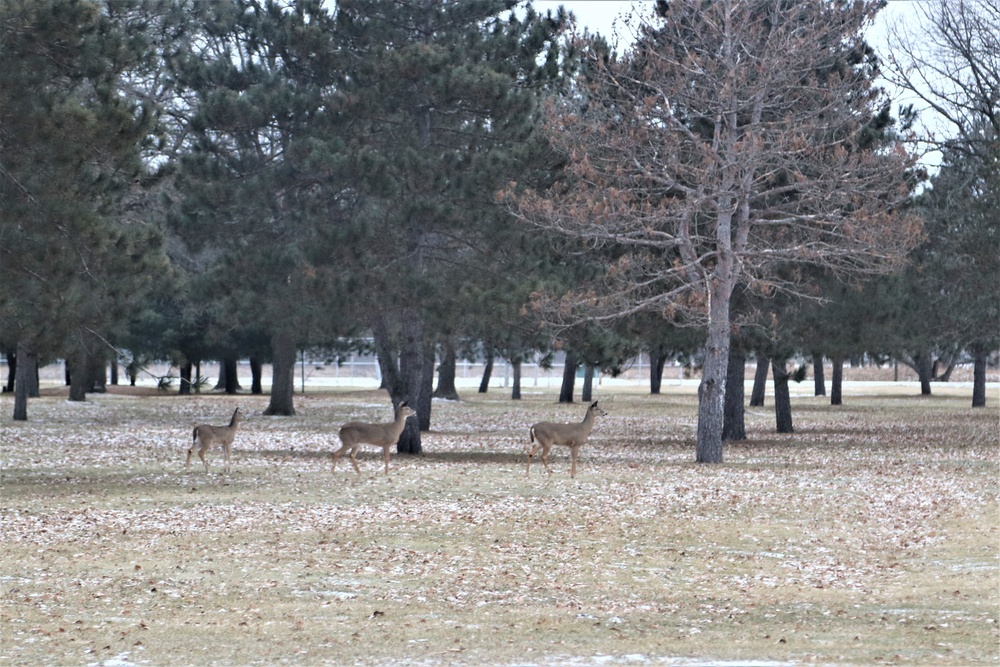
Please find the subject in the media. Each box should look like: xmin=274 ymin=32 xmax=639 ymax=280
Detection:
xmin=581 ymin=364 xmax=595 ymax=402
xmin=971 ymin=343 xmax=987 ymax=408
xmin=750 ymin=353 xmax=769 ymax=406
xmin=433 ymin=339 xmax=460 ymax=401
xmin=263 ymin=332 xmax=297 ymax=416
xmin=12 ymin=341 xmax=35 ymax=421
xmin=478 ymin=354 xmax=493 ymax=393
xmin=831 ymin=355 xmax=844 ymax=405
xmin=722 ymin=344 xmax=746 ymax=442
xmin=559 ymin=352 xmax=578 ymax=403
xmin=649 ymin=351 xmax=667 ymax=395
xmin=772 ymin=358 xmax=793 ymax=433
xmin=812 ymin=352 xmax=826 ymax=396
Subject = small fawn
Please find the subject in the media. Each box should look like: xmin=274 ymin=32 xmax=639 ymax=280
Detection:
xmin=333 ymin=402 xmax=417 ymax=475
xmin=187 ymin=407 xmax=241 ymax=473
xmin=527 ymin=400 xmax=607 ymax=478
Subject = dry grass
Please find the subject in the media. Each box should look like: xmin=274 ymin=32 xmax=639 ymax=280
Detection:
xmin=1 ymin=384 xmax=998 ymax=666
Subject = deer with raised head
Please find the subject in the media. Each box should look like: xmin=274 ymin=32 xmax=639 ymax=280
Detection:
xmin=187 ymin=407 xmax=241 ymax=473
xmin=333 ymin=402 xmax=416 ymax=476
xmin=527 ymin=400 xmax=607 ymax=478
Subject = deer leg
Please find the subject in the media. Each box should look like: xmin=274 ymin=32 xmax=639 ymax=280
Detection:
xmin=383 ymin=445 xmax=391 ymax=476
xmin=526 ymin=443 xmax=542 ymax=477
xmin=540 ymin=445 xmax=553 ymax=475
xmin=186 ymin=447 xmax=194 ymax=471
xmin=348 ymin=448 xmax=362 ymax=475
xmin=570 ymin=445 xmax=580 ymax=478
xmin=223 ymin=443 xmax=231 ymax=473
xmin=198 ymin=445 xmax=210 ymax=473
xmin=332 ymin=441 xmax=350 ymax=472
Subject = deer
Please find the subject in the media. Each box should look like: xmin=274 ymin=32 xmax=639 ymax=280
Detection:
xmin=333 ymin=402 xmax=417 ymax=476
xmin=187 ymin=407 xmax=241 ymax=474
xmin=527 ymin=400 xmax=607 ymax=478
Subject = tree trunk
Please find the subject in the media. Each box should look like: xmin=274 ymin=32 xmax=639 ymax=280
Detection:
xmin=250 ymin=356 xmax=263 ymax=395
xmin=649 ymin=351 xmax=667 ymax=394
xmin=772 ymin=358 xmax=793 ymax=433
xmin=511 ymin=359 xmax=522 ymax=400
xmin=559 ymin=351 xmax=577 ymax=403
xmin=68 ymin=349 xmax=89 ymax=402
xmin=87 ymin=354 xmax=107 ymax=393
xmin=12 ymin=341 xmax=35 ymax=421
xmin=971 ymin=344 xmax=987 ymax=408
xmin=750 ymin=353 xmax=768 ymax=406
xmin=263 ymin=332 xmax=297 ymax=415
xmin=396 ymin=309 xmax=429 ymax=454
xmin=179 ymin=362 xmax=193 ymax=395
xmin=831 ymin=355 xmax=844 ymax=405
xmin=478 ymin=354 xmax=493 ymax=393
xmin=696 ymin=285 xmax=731 ymax=463
xmin=433 ymin=339 xmax=460 ymax=401
xmin=110 ymin=360 xmax=119 ymax=386
xmin=914 ymin=352 xmax=933 ymax=395
xmin=723 ymin=345 xmax=746 ymax=441
xmin=223 ymin=357 xmax=240 ymax=394
xmin=581 ymin=364 xmax=595 ymax=402
xmin=812 ymin=352 xmax=826 ymax=396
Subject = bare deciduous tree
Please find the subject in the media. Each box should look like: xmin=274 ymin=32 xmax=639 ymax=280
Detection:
xmin=510 ymin=0 xmax=920 ymax=462
xmin=881 ymin=0 xmax=999 ymax=159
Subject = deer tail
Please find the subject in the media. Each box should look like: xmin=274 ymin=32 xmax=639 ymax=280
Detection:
xmin=529 ymin=426 xmax=535 ymax=444
xmin=192 ymin=427 xmax=199 ymax=443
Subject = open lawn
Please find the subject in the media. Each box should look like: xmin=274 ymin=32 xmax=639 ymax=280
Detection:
xmin=1 ymin=385 xmax=998 ymax=666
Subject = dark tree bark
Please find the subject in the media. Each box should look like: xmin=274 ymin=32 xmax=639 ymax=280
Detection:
xmin=263 ymin=332 xmax=297 ymax=416
xmin=179 ymin=362 xmax=193 ymax=395
xmin=433 ymin=339 xmax=460 ymax=401
xmin=380 ymin=309 xmax=429 ymax=455
xmin=478 ymin=354 xmax=493 ymax=393
xmin=581 ymin=364 xmax=595 ymax=402
xmin=812 ymin=352 xmax=826 ymax=396
xmin=223 ymin=357 xmax=240 ymax=394
xmin=831 ymin=354 xmax=844 ymax=405
xmin=649 ymin=351 xmax=667 ymax=395
xmin=772 ymin=358 xmax=793 ymax=433
xmin=723 ymin=345 xmax=746 ymax=441
xmin=68 ymin=350 xmax=89 ymax=402
xmin=110 ymin=360 xmax=119 ymax=386
xmin=559 ymin=351 xmax=578 ymax=403
xmin=914 ymin=352 xmax=933 ymax=395
xmin=12 ymin=341 xmax=35 ymax=421
xmin=250 ymin=356 xmax=263 ymax=395
xmin=750 ymin=353 xmax=769 ymax=407
xmin=511 ymin=359 xmax=522 ymax=400
xmin=971 ymin=344 xmax=987 ymax=408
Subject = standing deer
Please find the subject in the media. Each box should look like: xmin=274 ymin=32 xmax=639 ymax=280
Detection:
xmin=333 ymin=402 xmax=416 ymax=476
xmin=187 ymin=407 xmax=241 ymax=473
xmin=527 ymin=400 xmax=607 ymax=478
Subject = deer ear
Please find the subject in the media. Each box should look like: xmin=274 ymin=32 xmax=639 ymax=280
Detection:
xmin=399 ymin=401 xmax=408 ymax=408
xmin=591 ymin=401 xmax=599 ymax=408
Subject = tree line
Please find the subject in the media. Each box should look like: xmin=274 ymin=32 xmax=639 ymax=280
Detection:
xmin=2 ymin=0 xmax=997 ymax=462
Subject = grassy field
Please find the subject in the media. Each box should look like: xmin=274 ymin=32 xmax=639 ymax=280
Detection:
xmin=1 ymin=384 xmax=997 ymax=666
